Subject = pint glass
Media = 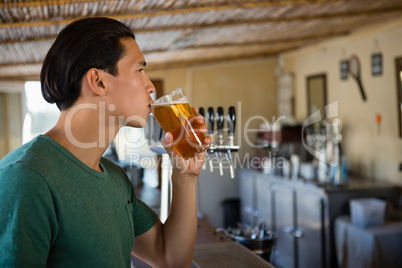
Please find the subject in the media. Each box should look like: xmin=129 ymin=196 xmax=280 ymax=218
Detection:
xmin=151 ymin=88 xmax=208 ymax=159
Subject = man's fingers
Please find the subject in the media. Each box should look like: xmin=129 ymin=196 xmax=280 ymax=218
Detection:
xmin=161 ymin=132 xmax=173 ymax=149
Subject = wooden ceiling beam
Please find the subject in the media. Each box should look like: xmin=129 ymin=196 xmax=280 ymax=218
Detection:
xmin=0 ymin=50 xmax=282 ymax=80
xmin=0 ymin=31 xmax=347 ymax=67
xmin=143 ymin=32 xmax=348 ymax=54
xmin=145 ymin=52 xmax=283 ymax=71
xmin=0 ymin=62 xmax=42 ymax=68
xmin=0 ymin=0 xmax=371 ymax=29
xmin=1 ymin=6 xmax=397 ymax=42
xmin=136 ymin=8 xmax=401 ymax=33
xmin=0 ymin=74 xmax=40 ymax=81
xmin=0 ymin=43 xmax=310 ymax=81
xmin=0 ymin=0 xmax=346 ymax=9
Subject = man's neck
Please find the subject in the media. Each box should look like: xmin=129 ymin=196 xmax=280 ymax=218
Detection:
xmin=45 ymin=106 xmax=120 ymax=172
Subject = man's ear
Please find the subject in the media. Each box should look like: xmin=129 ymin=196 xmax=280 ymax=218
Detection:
xmin=86 ymin=68 xmax=107 ymax=96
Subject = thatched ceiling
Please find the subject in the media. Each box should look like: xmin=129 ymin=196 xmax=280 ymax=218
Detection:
xmin=1 ymin=0 xmax=402 ymax=80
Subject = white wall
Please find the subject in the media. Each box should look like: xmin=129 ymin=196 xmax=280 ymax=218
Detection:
xmin=281 ymin=18 xmax=402 ymax=183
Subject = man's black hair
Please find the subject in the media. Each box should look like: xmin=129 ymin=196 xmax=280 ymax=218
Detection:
xmin=40 ymin=17 xmax=135 ymax=110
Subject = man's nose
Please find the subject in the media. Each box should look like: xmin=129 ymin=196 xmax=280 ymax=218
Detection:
xmin=145 ymin=76 xmax=155 ymax=94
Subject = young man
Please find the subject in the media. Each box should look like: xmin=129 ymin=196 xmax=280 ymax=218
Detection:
xmin=0 ymin=17 xmax=210 ymax=267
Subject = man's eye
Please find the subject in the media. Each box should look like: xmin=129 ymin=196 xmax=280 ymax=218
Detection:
xmin=138 ymin=68 xmax=145 ymax=72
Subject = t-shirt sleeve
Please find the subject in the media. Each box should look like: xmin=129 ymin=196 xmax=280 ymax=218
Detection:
xmin=131 ymin=197 xmax=159 ymax=237
xmin=0 ymin=164 xmax=57 ymax=267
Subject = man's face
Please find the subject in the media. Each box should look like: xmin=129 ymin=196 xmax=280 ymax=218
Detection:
xmin=103 ymin=38 xmax=155 ymax=128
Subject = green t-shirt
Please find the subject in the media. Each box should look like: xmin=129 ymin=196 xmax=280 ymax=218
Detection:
xmin=0 ymin=135 xmax=159 ymax=267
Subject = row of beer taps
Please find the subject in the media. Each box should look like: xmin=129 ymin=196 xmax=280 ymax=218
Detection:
xmin=199 ymin=106 xmax=239 ymax=178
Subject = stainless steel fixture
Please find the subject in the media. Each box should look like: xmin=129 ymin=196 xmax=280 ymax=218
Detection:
xmin=200 ymin=106 xmax=240 ymax=179
xmin=239 ymin=168 xmax=401 ymax=268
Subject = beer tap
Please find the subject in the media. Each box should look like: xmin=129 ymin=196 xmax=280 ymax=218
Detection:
xmin=198 ymin=107 xmax=205 ymax=118
xmin=198 ymin=107 xmax=206 ymax=170
xmin=216 ymin=107 xmax=225 ymax=176
xmin=226 ymin=106 xmax=236 ymax=178
xmin=206 ymin=107 xmax=215 ymax=172
xmin=203 ymin=105 xmax=239 ymax=178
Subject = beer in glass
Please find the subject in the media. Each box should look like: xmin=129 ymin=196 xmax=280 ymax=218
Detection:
xmin=151 ymin=88 xmax=208 ymax=159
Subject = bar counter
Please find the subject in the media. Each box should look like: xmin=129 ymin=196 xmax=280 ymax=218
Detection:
xmin=192 ymin=218 xmax=275 ymax=268
xmin=131 ymin=217 xmax=275 ymax=267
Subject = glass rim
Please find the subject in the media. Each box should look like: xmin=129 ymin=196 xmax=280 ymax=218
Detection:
xmin=152 ymin=87 xmax=188 ymax=105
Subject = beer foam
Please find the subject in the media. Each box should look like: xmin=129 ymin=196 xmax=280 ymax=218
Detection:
xmin=172 ymin=95 xmax=188 ymax=103
xmin=153 ymin=88 xmax=188 ymax=105
xmin=151 ymin=100 xmax=188 ymax=107
xmin=162 ymin=95 xmax=188 ymax=104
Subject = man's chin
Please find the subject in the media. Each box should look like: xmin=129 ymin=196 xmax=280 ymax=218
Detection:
xmin=125 ymin=122 xmax=147 ymax=128
xmin=123 ymin=114 xmax=147 ymax=128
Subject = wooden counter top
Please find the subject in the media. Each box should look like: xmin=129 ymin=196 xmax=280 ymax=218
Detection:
xmin=193 ymin=218 xmax=274 ymax=268
xmin=132 ymin=219 xmax=274 ymax=268
xmin=196 ymin=217 xmax=231 ymax=244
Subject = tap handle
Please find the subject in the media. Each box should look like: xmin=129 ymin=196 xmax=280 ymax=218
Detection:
xmin=227 ymin=106 xmax=236 ymax=137
xmin=206 ymin=107 xmax=214 ymax=135
xmin=198 ymin=107 xmax=205 ymax=117
xmin=216 ymin=107 xmax=224 ymax=135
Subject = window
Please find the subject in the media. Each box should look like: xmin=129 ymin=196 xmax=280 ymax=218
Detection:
xmin=23 ymin=81 xmax=60 ymax=143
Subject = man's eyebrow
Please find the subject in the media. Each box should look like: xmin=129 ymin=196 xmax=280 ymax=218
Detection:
xmin=138 ymin=61 xmax=147 ymax=67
